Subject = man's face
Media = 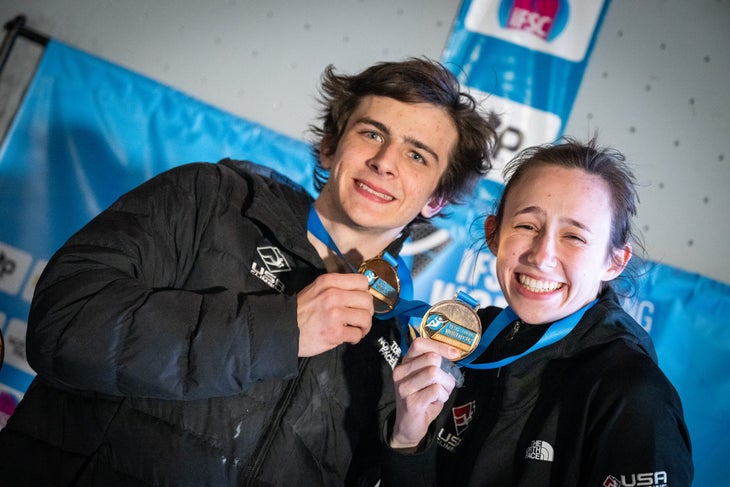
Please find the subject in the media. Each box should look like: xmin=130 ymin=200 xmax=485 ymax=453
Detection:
xmin=316 ymin=96 xmax=457 ymax=235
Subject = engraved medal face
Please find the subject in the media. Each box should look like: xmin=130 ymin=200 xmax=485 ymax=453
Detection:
xmin=358 ymin=257 xmax=400 ymax=314
xmin=420 ymin=300 xmax=481 ymax=359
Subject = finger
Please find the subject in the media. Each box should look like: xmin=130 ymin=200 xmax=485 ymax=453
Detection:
xmin=342 ymin=288 xmax=376 ymax=313
xmin=320 ymin=286 xmax=374 ymax=314
xmin=319 ymin=272 xmax=371 ymax=291
xmin=400 ymin=384 xmax=453 ymax=416
xmin=397 ymin=350 xmax=454 ymax=383
xmin=395 ymin=350 xmax=444 ymax=378
xmin=343 ymin=314 xmax=373 ymax=339
xmin=406 ymin=337 xmax=460 ymax=361
xmin=395 ymin=361 xmax=456 ymax=397
xmin=344 ymin=321 xmax=372 ymax=338
xmin=415 ymin=381 xmax=453 ymax=406
xmin=342 ymin=322 xmax=369 ymax=344
xmin=329 ymin=305 xmax=373 ymax=331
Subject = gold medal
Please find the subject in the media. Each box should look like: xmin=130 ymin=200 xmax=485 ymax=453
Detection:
xmin=420 ymin=292 xmax=481 ymax=360
xmin=358 ymin=253 xmax=400 ymax=314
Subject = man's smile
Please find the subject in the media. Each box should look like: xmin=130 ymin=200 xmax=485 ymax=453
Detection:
xmin=356 ymin=180 xmax=395 ymax=202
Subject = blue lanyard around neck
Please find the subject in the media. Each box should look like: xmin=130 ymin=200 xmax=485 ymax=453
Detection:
xmin=457 ymin=299 xmax=597 ymax=369
xmin=306 ymin=206 xmax=431 ymax=321
xmin=307 ymin=206 xmax=594 ymax=367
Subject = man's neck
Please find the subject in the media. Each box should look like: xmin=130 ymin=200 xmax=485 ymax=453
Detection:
xmin=309 ymin=208 xmax=403 ymax=270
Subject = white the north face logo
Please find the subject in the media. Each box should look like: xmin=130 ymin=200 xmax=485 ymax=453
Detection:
xmin=525 ymin=440 xmax=554 ymax=462
xmin=377 ymin=337 xmax=400 ymax=369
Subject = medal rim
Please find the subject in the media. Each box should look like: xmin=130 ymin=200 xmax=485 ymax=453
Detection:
xmin=358 ymin=256 xmax=401 ymax=314
xmin=419 ymin=298 xmax=481 ymax=359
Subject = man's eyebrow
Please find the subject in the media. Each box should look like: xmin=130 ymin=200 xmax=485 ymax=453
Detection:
xmin=355 ymin=116 xmax=440 ymax=162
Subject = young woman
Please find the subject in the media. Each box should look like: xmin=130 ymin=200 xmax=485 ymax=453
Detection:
xmin=382 ymin=137 xmax=693 ymax=486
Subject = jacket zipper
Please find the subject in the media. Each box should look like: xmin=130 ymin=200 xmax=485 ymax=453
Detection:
xmin=505 ymin=320 xmax=522 ymax=341
xmin=497 ymin=320 xmax=522 ymax=378
xmin=241 ymin=357 xmax=309 ymax=486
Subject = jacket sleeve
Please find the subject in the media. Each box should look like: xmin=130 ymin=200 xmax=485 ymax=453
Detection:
xmin=582 ymin=355 xmax=694 ymax=486
xmin=378 ymin=412 xmax=438 ymax=487
xmin=26 ymin=163 xmax=300 ymax=401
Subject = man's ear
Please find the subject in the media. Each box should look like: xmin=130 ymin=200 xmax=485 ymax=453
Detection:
xmin=319 ymin=138 xmax=334 ymax=170
xmin=602 ymin=243 xmax=632 ymax=281
xmin=484 ymin=215 xmax=499 ymax=255
xmin=420 ymin=197 xmax=447 ymax=219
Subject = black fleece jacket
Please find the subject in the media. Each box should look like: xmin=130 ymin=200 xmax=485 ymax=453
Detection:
xmin=0 ymin=160 xmax=402 ymax=486
xmin=381 ymin=288 xmax=693 ymax=487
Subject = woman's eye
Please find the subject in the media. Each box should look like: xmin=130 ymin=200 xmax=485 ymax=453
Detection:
xmin=516 ymin=224 xmax=536 ymax=232
xmin=566 ymin=234 xmax=586 ymax=243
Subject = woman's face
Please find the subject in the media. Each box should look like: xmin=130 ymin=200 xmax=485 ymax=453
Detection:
xmin=486 ymin=164 xmax=630 ymax=325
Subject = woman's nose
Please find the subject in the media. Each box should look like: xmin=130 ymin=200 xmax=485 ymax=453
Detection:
xmin=528 ymin=233 xmax=557 ymax=269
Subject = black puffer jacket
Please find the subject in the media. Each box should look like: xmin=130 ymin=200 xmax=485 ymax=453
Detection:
xmin=0 ymin=160 xmax=401 ymax=486
xmin=382 ymin=289 xmax=693 ymax=487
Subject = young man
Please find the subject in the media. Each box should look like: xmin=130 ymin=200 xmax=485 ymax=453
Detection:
xmin=0 ymin=58 xmax=497 ymax=485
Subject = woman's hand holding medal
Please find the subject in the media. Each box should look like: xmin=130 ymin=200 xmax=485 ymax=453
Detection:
xmin=390 ymin=338 xmax=460 ymax=451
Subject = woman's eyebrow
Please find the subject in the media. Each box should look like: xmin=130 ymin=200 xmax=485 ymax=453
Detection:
xmin=513 ymin=206 xmax=593 ymax=233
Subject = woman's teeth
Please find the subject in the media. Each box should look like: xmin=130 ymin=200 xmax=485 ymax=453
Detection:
xmin=519 ymin=274 xmax=562 ymax=293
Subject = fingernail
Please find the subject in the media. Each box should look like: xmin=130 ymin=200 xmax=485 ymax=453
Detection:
xmin=448 ymin=347 xmax=459 ymax=359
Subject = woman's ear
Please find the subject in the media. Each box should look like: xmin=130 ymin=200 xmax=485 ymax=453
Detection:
xmin=420 ymin=197 xmax=447 ymax=219
xmin=603 ymin=243 xmax=632 ymax=281
xmin=484 ymin=215 xmax=499 ymax=255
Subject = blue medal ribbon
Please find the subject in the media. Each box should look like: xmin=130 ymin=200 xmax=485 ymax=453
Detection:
xmin=306 ymin=206 xmax=431 ymax=322
xmin=456 ymin=299 xmax=597 ymax=369
xmin=307 ymin=205 xmax=594 ymax=369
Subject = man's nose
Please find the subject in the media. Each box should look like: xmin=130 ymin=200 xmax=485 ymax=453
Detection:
xmin=367 ymin=144 xmax=399 ymax=176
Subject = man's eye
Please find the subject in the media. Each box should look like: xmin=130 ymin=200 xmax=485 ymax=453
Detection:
xmin=410 ymin=151 xmax=425 ymax=164
xmin=364 ymin=131 xmax=382 ymax=142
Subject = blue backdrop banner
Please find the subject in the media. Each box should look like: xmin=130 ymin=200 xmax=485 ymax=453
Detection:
xmin=441 ymin=0 xmax=612 ymax=169
xmin=0 ymin=27 xmax=727 ymax=485
xmin=0 ymin=38 xmax=318 ymax=419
